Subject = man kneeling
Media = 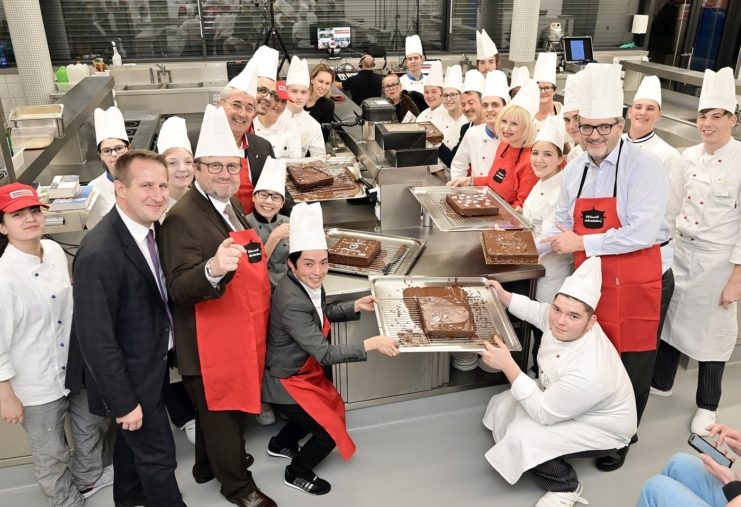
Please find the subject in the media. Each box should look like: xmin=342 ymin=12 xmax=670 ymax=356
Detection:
xmin=480 ymin=257 xmax=637 ymax=507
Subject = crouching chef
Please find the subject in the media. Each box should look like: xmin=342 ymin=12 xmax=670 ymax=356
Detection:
xmin=262 ymin=202 xmax=399 ymax=496
xmin=480 ymin=257 xmax=637 ymax=507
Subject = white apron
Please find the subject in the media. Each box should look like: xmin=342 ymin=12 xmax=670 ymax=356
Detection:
xmin=86 ymin=171 xmax=115 ymax=229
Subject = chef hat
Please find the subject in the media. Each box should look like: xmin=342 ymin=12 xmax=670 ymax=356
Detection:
xmin=286 ymin=56 xmax=310 ymax=88
xmin=227 ymin=58 xmax=258 ymax=98
xmin=562 ymin=71 xmax=584 ymax=113
xmin=157 ymin=116 xmax=192 ymax=155
xmin=558 ymin=256 xmax=602 ymax=310
xmin=254 ymin=45 xmax=279 ymax=80
xmin=533 ymin=52 xmax=557 ymax=86
xmin=253 ymin=157 xmax=286 ymax=197
xmin=476 ymin=29 xmax=498 ymax=60
xmin=580 ymin=63 xmax=623 ymax=119
xmin=511 ymin=79 xmax=540 ymax=117
xmin=443 ymin=65 xmax=463 ymax=91
xmin=509 ymin=66 xmax=530 ymax=91
xmin=289 ymin=202 xmax=327 ymax=253
xmin=698 ymin=67 xmax=738 ymax=114
xmin=194 ymin=104 xmax=242 ymax=159
xmin=463 ymin=69 xmax=485 ymax=95
xmin=405 ymin=35 xmax=424 ymax=58
xmin=426 ymin=60 xmax=444 ymax=88
xmin=633 ymin=75 xmax=662 ymax=108
xmin=534 ymin=114 xmax=565 ymax=151
xmin=94 ymin=106 xmax=128 ymax=145
xmin=483 ymin=70 xmax=510 ymax=103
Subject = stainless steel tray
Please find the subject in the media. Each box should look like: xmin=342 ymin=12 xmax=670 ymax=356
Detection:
xmin=326 ymin=228 xmax=425 ymax=277
xmin=409 ymin=186 xmax=532 ymax=232
xmin=369 ymin=276 xmax=522 ymax=353
xmin=286 ymin=156 xmax=365 ymax=202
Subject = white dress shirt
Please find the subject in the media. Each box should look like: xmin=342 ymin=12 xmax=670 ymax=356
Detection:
xmin=0 ymin=240 xmax=72 ymax=406
xmin=253 ymin=116 xmax=303 ymax=159
xmin=450 ymin=124 xmax=500 ymax=179
xmin=299 ymin=280 xmax=323 ymax=321
xmin=279 ymin=108 xmax=326 ymax=157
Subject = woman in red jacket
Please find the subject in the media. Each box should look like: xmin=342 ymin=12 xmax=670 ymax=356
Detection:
xmin=449 ymin=103 xmax=537 ymax=209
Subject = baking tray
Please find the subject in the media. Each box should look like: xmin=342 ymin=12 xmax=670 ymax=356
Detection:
xmin=410 ymin=186 xmax=532 ymax=232
xmin=286 ymin=156 xmax=365 ymax=202
xmin=369 ymin=276 xmax=522 ymax=353
xmin=326 ymin=228 xmax=425 ymax=277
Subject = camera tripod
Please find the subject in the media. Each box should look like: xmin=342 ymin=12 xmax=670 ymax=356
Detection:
xmin=261 ymin=0 xmax=291 ymax=76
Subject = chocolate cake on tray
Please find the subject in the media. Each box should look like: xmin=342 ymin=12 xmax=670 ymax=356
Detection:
xmin=328 ymin=236 xmax=382 ymax=267
xmin=288 ymin=163 xmax=334 ymax=191
xmin=445 ymin=193 xmax=500 ymax=217
xmin=481 ymin=230 xmax=539 ymax=265
xmin=402 ymin=286 xmax=476 ymax=338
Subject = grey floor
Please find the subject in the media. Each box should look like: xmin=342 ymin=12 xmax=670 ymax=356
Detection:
xmin=2 ymin=361 xmax=741 ymax=507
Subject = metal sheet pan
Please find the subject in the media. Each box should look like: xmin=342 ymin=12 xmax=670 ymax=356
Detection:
xmin=286 ymin=156 xmax=365 ymax=202
xmin=409 ymin=186 xmax=532 ymax=232
xmin=326 ymin=228 xmax=425 ymax=277
xmin=369 ymin=276 xmax=522 ymax=353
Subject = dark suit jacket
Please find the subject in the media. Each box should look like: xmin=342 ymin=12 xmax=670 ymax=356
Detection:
xmin=158 ymin=186 xmax=251 ymax=376
xmin=243 ymin=132 xmax=294 ymax=215
xmin=67 ymin=207 xmax=171 ymax=418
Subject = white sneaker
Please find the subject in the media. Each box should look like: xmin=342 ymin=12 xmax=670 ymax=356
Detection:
xmin=81 ymin=464 xmax=114 ymax=499
xmin=650 ymin=386 xmax=672 ymax=397
xmin=181 ymin=419 xmax=196 ymax=445
xmin=256 ymin=403 xmax=276 ymax=426
xmin=691 ymin=408 xmax=717 ymax=436
xmin=535 ymin=482 xmax=589 ymax=507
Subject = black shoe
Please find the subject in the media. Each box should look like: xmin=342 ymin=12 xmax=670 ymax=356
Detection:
xmin=595 ymin=445 xmax=630 ymax=472
xmin=194 ymin=453 xmax=255 ymax=484
xmin=267 ymin=437 xmax=299 ymax=460
xmin=284 ymin=467 xmax=331 ymax=496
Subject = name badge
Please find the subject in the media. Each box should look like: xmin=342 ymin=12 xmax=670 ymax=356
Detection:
xmin=493 ymin=168 xmax=507 ymax=183
xmin=245 ymin=241 xmax=263 ymax=263
xmin=581 ymin=207 xmax=605 ymax=229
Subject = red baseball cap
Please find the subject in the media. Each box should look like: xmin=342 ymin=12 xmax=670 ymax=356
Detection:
xmin=275 ymin=80 xmax=288 ymax=101
xmin=0 ymin=183 xmax=48 ymax=213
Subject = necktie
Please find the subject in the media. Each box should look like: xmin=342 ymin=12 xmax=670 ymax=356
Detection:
xmin=146 ymin=230 xmax=174 ymax=327
xmin=223 ymin=203 xmax=245 ymax=231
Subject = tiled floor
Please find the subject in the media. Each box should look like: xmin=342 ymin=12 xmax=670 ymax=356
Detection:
xmin=2 ymin=361 xmax=740 ymax=507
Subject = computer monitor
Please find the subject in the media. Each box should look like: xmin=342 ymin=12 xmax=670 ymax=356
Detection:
xmin=316 ymin=26 xmax=352 ymax=52
xmin=563 ymin=36 xmax=594 ymax=63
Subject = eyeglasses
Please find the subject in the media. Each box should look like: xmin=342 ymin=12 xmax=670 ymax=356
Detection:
xmin=227 ymin=101 xmax=256 ymax=115
xmin=539 ymin=86 xmax=555 ymax=94
xmin=254 ymin=190 xmax=284 ymax=202
xmin=578 ymin=122 xmax=619 ymax=136
xmin=442 ymin=92 xmax=461 ymax=100
xmin=382 ymin=82 xmax=400 ymax=90
xmin=199 ymin=161 xmax=242 ymax=175
xmin=100 ymin=144 xmax=128 ymax=157
xmin=257 ymin=86 xmax=269 ymax=96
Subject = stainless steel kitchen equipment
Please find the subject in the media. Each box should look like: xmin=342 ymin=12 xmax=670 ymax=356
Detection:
xmin=325 ymin=228 xmax=425 ymax=277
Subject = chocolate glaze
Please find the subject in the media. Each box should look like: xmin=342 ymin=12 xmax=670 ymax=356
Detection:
xmin=328 ymin=236 xmax=382 ymax=267
xmin=446 ymin=193 xmax=500 ymax=217
xmin=402 ymin=286 xmax=475 ymax=338
xmin=481 ymin=230 xmax=539 ymax=265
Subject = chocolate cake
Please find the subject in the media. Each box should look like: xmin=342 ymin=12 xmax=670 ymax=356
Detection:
xmin=417 ymin=121 xmax=444 ymax=145
xmin=288 ymin=164 xmax=334 ymax=191
xmin=481 ymin=230 xmax=539 ymax=265
xmin=328 ymin=236 xmax=381 ymax=267
xmin=446 ymin=193 xmax=500 ymax=217
xmin=402 ymin=286 xmax=475 ymax=338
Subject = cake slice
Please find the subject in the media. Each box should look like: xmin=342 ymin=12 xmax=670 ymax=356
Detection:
xmin=481 ymin=230 xmax=539 ymax=265
xmin=403 ymin=286 xmax=475 ymax=338
xmin=446 ymin=193 xmax=500 ymax=217
xmin=328 ymin=236 xmax=382 ymax=267
xmin=288 ymin=164 xmax=334 ymax=191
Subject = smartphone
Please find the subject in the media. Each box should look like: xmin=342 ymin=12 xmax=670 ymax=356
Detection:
xmin=688 ymin=433 xmax=733 ymax=468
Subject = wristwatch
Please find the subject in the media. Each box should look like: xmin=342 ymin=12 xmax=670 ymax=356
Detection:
xmin=205 ymin=258 xmax=217 ymax=278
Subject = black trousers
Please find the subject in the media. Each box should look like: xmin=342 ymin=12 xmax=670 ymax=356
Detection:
xmin=271 ymin=402 xmax=336 ymax=476
xmin=182 ymin=375 xmax=257 ymax=501
xmin=530 ymin=457 xmax=579 ymax=493
xmin=164 ymin=379 xmax=196 ymax=428
xmin=112 ymin=396 xmax=185 ymax=507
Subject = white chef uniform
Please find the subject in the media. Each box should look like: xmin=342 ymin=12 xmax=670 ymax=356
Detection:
xmin=253 ymin=115 xmax=303 ymax=159
xmin=281 ymin=56 xmax=326 ymax=157
xmin=623 ymin=131 xmax=680 ymax=182
xmin=449 ymin=124 xmax=499 ymax=179
xmin=483 ymin=257 xmax=636 ymax=484
xmin=416 ymin=60 xmax=445 ymax=127
xmin=400 ymin=35 xmax=426 ymax=94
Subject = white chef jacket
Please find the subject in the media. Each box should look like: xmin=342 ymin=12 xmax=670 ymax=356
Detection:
xmin=400 ymin=73 xmax=426 ymax=95
xmin=450 ymin=124 xmax=500 ymax=179
xmin=437 ymin=110 xmax=468 ymax=151
xmin=483 ymin=293 xmax=636 ymax=484
xmin=661 ymin=138 xmax=741 ymax=361
xmin=279 ymin=109 xmax=326 ymax=157
xmin=540 ymin=140 xmax=673 ymax=273
xmin=416 ymin=105 xmax=445 ymax=127
xmin=522 ymin=171 xmax=573 ymax=303
xmin=253 ymin=116 xmax=303 ymax=159
xmin=566 ymin=144 xmax=584 ymax=163
xmin=86 ymin=171 xmax=115 ymax=229
xmin=0 ymin=240 xmax=72 ymax=406
xmin=623 ymin=131 xmax=681 ymax=183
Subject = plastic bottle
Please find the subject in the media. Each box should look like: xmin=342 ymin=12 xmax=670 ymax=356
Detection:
xmin=111 ymin=41 xmax=122 ymax=66
xmin=55 ymin=66 xmax=69 ymax=83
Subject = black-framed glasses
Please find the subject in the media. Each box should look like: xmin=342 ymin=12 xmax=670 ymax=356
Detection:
xmin=199 ymin=161 xmax=241 ymax=175
xmin=257 ymin=86 xmax=269 ymax=96
xmin=539 ymin=86 xmax=555 ymax=93
xmin=442 ymin=92 xmax=461 ymax=100
xmin=254 ymin=190 xmax=284 ymax=202
xmin=100 ymin=144 xmax=128 ymax=157
xmin=578 ymin=122 xmax=619 ymax=136
xmin=382 ymin=82 xmax=400 ymax=90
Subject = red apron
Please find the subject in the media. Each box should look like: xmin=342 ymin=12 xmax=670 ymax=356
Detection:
xmin=572 ymin=140 xmax=661 ymax=353
xmin=236 ymin=138 xmax=254 ymax=214
xmin=280 ymin=316 xmax=357 ymax=460
xmin=195 ymin=229 xmax=271 ymax=412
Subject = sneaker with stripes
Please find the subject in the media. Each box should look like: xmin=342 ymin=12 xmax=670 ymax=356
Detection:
xmin=267 ymin=437 xmax=299 ymax=460
xmin=284 ymin=467 xmax=331 ymax=496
